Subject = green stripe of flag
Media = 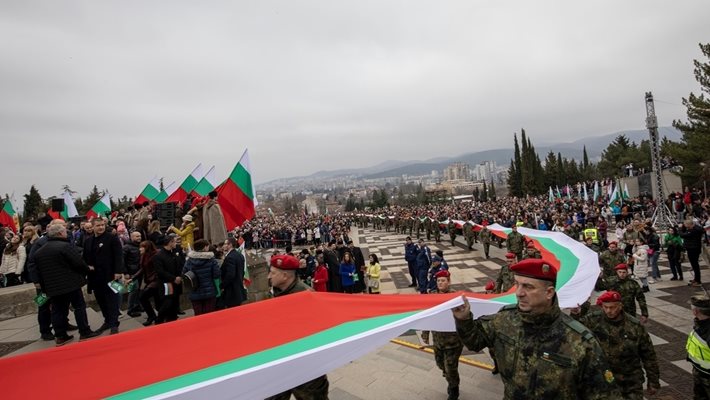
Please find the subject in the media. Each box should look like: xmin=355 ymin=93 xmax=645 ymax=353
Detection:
xmin=229 ymin=163 xmax=253 ymax=200
xmin=110 ymin=311 xmax=418 ymax=399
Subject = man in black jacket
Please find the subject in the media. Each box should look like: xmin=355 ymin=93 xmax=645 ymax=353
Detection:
xmin=323 ymin=240 xmax=341 ymax=292
xmin=123 ymin=231 xmax=142 ymax=316
xmin=83 ymin=218 xmax=125 ymax=335
xmin=34 ymin=224 xmax=99 ymax=346
xmin=220 ymin=237 xmax=246 ymax=308
xmin=681 ymin=219 xmax=705 ymax=286
xmin=154 ymin=235 xmax=183 ymax=323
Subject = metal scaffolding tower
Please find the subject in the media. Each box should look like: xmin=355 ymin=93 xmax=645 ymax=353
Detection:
xmin=645 ymin=92 xmax=675 ymax=230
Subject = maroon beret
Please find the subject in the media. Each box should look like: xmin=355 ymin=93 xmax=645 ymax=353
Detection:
xmin=510 ymin=259 xmax=557 ymax=282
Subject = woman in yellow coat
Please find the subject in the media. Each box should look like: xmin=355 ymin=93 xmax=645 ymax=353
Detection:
xmin=170 ymin=214 xmax=196 ymax=251
xmin=366 ymin=254 xmax=382 ymax=294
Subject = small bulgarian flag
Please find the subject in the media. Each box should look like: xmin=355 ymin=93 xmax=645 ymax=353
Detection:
xmin=236 ymin=236 xmax=251 ymax=287
xmin=60 ymin=190 xmax=79 ymax=220
xmin=166 ymin=163 xmax=206 ymax=204
xmin=154 ymin=181 xmax=177 ymax=203
xmin=0 ymin=199 xmax=18 ymax=233
xmin=217 ymin=149 xmax=257 ymax=231
xmin=134 ymin=176 xmax=161 ymax=204
xmin=192 ymin=165 xmax=218 ymax=197
xmin=86 ymin=193 xmax=111 ymax=219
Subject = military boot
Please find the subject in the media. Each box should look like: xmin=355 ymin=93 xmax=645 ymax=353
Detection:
xmin=447 ymin=385 xmax=459 ymax=400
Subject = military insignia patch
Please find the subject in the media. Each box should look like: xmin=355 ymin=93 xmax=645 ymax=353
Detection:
xmin=604 ymin=369 xmax=614 ymax=383
xmin=542 ymin=264 xmax=550 ymax=274
xmin=276 ymin=259 xmax=283 ymax=267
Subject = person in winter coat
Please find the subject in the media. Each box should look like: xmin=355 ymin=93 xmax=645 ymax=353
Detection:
xmin=183 ymin=239 xmax=221 ymax=315
xmin=1 ymin=234 xmax=25 ymax=287
xmin=33 ymin=223 xmax=99 ymax=346
xmin=644 ymin=227 xmax=661 ymax=281
xmin=169 ymin=215 xmax=196 ymax=251
xmin=681 ymin=219 xmax=705 ymax=286
xmin=220 ymin=237 xmax=246 ymax=308
xmin=201 ymin=191 xmax=227 ymax=247
xmin=312 ymin=253 xmax=329 ymax=292
xmin=123 ymin=231 xmax=142 ymax=317
xmin=339 ymin=251 xmax=356 ymax=293
xmin=153 ymin=235 xmax=183 ymax=324
xmin=131 ymin=240 xmax=160 ymax=326
xmin=366 ymin=254 xmax=381 ymax=294
xmin=664 ymin=227 xmax=684 ymax=281
xmin=632 ymin=238 xmax=650 ymax=291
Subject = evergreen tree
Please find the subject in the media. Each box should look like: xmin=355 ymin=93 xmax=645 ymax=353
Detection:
xmin=556 ymin=152 xmax=565 ymax=185
xmin=507 ymin=133 xmax=522 ymax=196
xmin=481 ymin=181 xmax=489 ymax=202
xmin=83 ymin=186 xmax=102 ymax=215
xmin=23 ymin=185 xmax=43 ymax=220
xmin=472 ymin=187 xmax=480 ymax=201
xmin=671 ymin=44 xmax=710 ymax=186
xmin=543 ymin=151 xmax=558 ymax=188
xmin=489 ymin=181 xmax=497 ymax=200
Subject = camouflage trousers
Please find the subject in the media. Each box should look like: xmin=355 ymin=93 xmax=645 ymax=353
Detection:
xmin=616 ymin=377 xmax=644 ymax=400
xmin=434 ymin=345 xmax=464 ymax=389
xmin=449 ymin=235 xmax=456 ymax=246
xmin=465 ymin=236 xmax=473 ymax=249
xmin=265 ymin=375 xmax=329 ymax=400
xmin=695 ymin=369 xmax=710 ymax=400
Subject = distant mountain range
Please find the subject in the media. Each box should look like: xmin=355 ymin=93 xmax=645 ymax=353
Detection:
xmin=260 ymin=127 xmax=681 ymax=184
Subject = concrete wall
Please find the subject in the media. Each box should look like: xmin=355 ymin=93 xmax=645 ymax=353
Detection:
xmin=619 ymin=170 xmax=682 ymax=199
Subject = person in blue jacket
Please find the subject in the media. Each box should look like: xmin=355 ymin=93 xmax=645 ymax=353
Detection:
xmin=339 ymin=251 xmax=356 ymax=293
xmin=416 ymin=239 xmax=431 ymax=294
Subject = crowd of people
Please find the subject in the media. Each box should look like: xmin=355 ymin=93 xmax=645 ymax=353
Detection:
xmin=2 ymin=182 xmax=710 ymax=398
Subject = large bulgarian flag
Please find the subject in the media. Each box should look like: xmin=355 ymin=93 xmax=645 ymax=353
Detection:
xmin=217 ymin=149 xmax=257 ymax=230
xmin=154 ymin=181 xmax=177 ymax=203
xmin=165 ymin=164 xmax=206 ymax=204
xmin=0 ymin=228 xmax=598 ymax=399
xmin=134 ymin=176 xmax=161 ymax=204
xmin=86 ymin=193 xmax=111 ymax=219
xmin=0 ymin=199 xmax=18 ymax=232
xmin=192 ymin=165 xmax=217 ymax=197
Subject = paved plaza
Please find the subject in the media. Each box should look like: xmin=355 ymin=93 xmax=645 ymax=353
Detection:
xmin=0 ymin=227 xmax=707 ymax=399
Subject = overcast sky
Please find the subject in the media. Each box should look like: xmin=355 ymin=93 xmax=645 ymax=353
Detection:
xmin=1 ymin=1 xmax=709 ymax=202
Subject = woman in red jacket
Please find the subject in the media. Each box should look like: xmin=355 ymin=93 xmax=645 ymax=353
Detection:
xmin=312 ymin=253 xmax=329 ymax=292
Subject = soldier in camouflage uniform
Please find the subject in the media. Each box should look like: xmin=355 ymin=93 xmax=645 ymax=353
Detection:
xmin=688 ymin=294 xmax=710 ymax=399
xmin=463 ymin=222 xmax=475 ymax=250
xmin=596 ymin=264 xmax=648 ymax=322
xmin=506 ymin=225 xmax=525 ymax=261
xmin=452 ymin=259 xmax=621 ymax=399
xmin=522 ymin=242 xmax=542 ymax=260
xmin=495 ymin=253 xmax=516 ymax=293
xmin=421 ymin=270 xmax=464 ymax=400
xmin=413 ymin=217 xmax=421 ymax=239
xmin=584 ymin=236 xmax=600 ymax=254
xmin=408 ymin=217 xmax=414 ymax=237
xmin=433 ymin=219 xmax=441 ymax=243
xmin=598 ymin=241 xmax=627 ymax=279
xmin=425 ymin=217 xmax=432 ymax=241
xmin=480 ymin=225 xmax=492 ymax=259
xmin=574 ymin=291 xmax=660 ymax=399
xmin=447 ymin=219 xmax=457 ymax=246
xmin=267 ymin=254 xmax=329 ymax=400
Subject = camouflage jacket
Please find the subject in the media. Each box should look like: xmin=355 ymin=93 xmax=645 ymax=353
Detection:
xmin=273 ymin=278 xmax=312 ymax=297
xmin=480 ymin=229 xmax=492 ymax=244
xmin=506 ymin=231 xmax=524 ymax=253
xmin=578 ymin=310 xmax=660 ymax=389
xmin=495 ymin=265 xmax=515 ymax=293
xmin=597 ymin=277 xmax=648 ymax=317
xmin=422 ymin=289 xmax=464 ymax=350
xmin=463 ymin=223 xmax=474 ymax=238
xmin=447 ymin=221 xmax=456 ymax=235
xmin=456 ymin=300 xmax=621 ymax=399
xmin=598 ymin=250 xmax=627 ymax=279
